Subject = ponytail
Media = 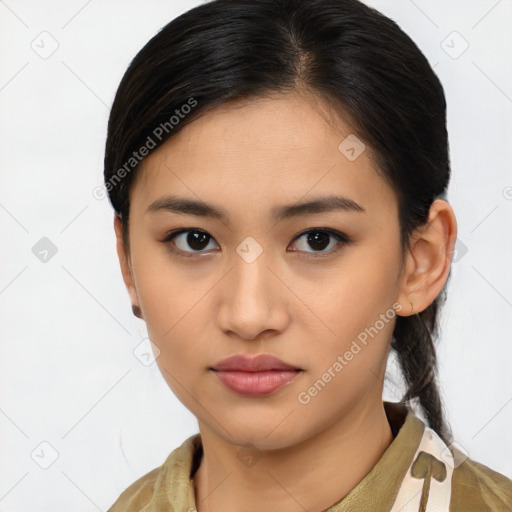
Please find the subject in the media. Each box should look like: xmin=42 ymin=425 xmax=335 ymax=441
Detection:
xmin=392 ymin=290 xmax=453 ymax=446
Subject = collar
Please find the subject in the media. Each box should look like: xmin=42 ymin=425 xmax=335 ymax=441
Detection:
xmin=149 ymin=401 xmax=428 ymax=511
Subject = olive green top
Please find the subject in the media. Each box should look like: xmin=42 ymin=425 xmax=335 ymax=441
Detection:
xmin=107 ymin=401 xmax=512 ymax=511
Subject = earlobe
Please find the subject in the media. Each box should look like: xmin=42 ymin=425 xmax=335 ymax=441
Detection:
xmin=396 ymin=200 xmax=457 ymax=316
xmin=113 ymin=215 xmax=143 ymax=318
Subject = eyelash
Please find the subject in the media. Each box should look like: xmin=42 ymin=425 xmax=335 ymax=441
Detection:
xmin=161 ymin=228 xmax=351 ymax=259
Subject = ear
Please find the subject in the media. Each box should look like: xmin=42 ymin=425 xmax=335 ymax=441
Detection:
xmin=396 ymin=199 xmax=457 ymax=316
xmin=113 ymin=214 xmax=142 ymax=317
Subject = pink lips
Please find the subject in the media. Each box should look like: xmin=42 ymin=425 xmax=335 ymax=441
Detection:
xmin=210 ymin=354 xmax=303 ymax=397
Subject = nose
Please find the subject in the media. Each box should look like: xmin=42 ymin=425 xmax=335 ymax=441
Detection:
xmin=217 ymin=251 xmax=289 ymax=341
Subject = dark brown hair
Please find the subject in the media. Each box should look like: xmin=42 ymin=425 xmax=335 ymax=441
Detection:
xmin=104 ymin=0 xmax=453 ymax=445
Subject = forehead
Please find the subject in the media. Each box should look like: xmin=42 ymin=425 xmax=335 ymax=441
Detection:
xmin=130 ymin=92 xmax=396 ymax=221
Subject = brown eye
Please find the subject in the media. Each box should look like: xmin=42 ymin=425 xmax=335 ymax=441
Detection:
xmin=163 ymin=229 xmax=219 ymax=255
xmin=305 ymin=231 xmax=330 ymax=251
xmin=289 ymin=229 xmax=350 ymax=257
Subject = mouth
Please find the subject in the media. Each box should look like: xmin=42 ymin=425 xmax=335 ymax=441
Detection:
xmin=210 ymin=353 xmax=302 ymax=372
xmin=210 ymin=354 xmax=303 ymax=396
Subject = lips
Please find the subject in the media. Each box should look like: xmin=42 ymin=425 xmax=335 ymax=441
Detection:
xmin=211 ymin=354 xmax=301 ymax=372
xmin=210 ymin=354 xmax=303 ymax=397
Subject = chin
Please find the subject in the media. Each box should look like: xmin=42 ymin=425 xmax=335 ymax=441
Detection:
xmin=216 ymin=418 xmax=306 ymax=452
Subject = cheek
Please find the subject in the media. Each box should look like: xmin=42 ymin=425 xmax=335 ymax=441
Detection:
xmin=297 ymin=280 xmax=398 ymax=420
xmin=130 ymin=245 xmax=209 ymax=376
xmin=132 ymin=236 xmax=204 ymax=329
xmin=314 ymin=247 xmax=401 ymax=338
xmin=139 ymin=266 xmax=210 ymax=408
xmin=298 ymin=244 xmax=401 ymax=402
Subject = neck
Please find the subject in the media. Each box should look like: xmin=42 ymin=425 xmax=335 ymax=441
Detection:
xmin=193 ymin=399 xmax=394 ymax=512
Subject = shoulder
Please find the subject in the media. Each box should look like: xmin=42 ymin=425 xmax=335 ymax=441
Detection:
xmin=450 ymin=446 xmax=512 ymax=511
xmin=106 ymin=434 xmax=202 ymax=512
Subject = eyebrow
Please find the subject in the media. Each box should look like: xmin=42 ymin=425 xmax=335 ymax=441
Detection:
xmin=146 ymin=194 xmax=365 ymax=223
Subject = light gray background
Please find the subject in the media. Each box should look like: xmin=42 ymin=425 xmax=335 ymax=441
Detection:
xmin=0 ymin=0 xmax=511 ymax=510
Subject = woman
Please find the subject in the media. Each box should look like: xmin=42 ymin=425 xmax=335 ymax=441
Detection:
xmin=104 ymin=0 xmax=512 ymax=510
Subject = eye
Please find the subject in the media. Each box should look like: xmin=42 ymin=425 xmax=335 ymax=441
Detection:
xmin=162 ymin=227 xmax=351 ymax=259
xmin=288 ymin=228 xmax=350 ymax=258
xmin=162 ymin=228 xmax=219 ymax=257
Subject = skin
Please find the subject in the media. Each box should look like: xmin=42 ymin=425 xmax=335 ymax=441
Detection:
xmin=114 ymin=90 xmax=457 ymax=512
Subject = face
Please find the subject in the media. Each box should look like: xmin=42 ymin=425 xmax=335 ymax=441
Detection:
xmin=116 ymin=91 xmax=406 ymax=450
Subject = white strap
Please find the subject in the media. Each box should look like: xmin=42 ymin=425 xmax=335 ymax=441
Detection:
xmin=389 ymin=426 xmax=454 ymax=512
